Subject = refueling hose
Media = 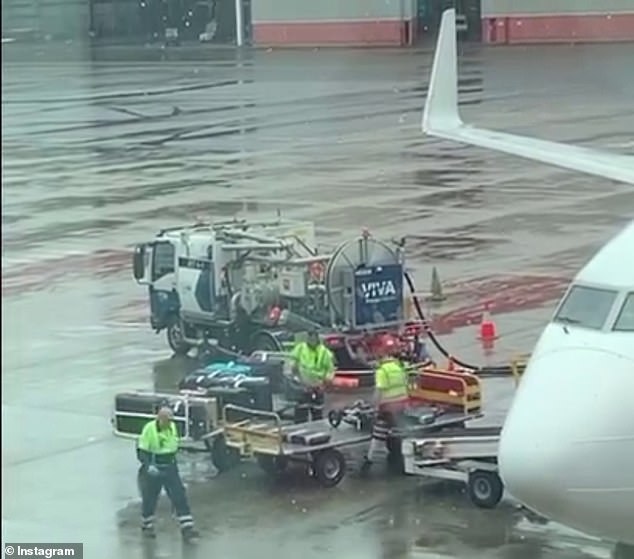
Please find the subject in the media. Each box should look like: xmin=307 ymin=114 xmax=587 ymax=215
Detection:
xmin=404 ymin=271 xmax=517 ymax=377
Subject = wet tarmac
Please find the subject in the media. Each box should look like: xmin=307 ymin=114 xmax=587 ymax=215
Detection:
xmin=3 ymin=40 xmax=634 ymax=558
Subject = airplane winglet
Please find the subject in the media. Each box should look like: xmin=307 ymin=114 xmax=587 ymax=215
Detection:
xmin=422 ymin=8 xmax=463 ymax=134
xmin=420 ymin=9 xmax=634 ymax=185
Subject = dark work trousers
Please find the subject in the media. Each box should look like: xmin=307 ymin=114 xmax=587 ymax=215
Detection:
xmin=294 ymin=388 xmax=325 ymax=424
xmin=139 ymin=463 xmax=194 ymax=531
xmin=370 ymin=399 xmax=409 ymax=446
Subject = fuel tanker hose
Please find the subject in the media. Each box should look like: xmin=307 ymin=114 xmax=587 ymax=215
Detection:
xmin=403 ymin=271 xmax=514 ymax=376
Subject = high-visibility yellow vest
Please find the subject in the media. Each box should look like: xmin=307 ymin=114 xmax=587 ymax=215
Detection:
xmin=138 ymin=420 xmax=179 ymax=455
xmin=375 ymin=359 xmax=409 ymax=402
xmin=291 ymin=342 xmax=334 ymax=384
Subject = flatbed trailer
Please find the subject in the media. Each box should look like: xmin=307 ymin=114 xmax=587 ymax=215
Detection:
xmin=402 ymin=426 xmax=503 ymax=508
xmin=220 ymin=404 xmax=368 ymax=487
xmin=219 ymin=402 xmax=482 ymax=487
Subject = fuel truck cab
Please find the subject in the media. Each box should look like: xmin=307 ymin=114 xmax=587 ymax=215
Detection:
xmin=132 ymin=218 xmax=322 ymax=355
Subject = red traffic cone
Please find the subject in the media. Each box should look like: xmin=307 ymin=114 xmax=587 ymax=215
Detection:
xmin=479 ymin=304 xmax=497 ymax=341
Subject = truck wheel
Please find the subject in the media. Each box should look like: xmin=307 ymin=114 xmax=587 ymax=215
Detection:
xmin=312 ymin=449 xmax=346 ymax=488
xmin=256 ymin=455 xmax=289 ymax=475
xmin=210 ymin=435 xmax=240 ymax=473
xmin=252 ymin=331 xmax=283 ymax=352
xmin=467 ymin=470 xmax=504 ymax=509
xmin=167 ymin=321 xmax=192 ymax=356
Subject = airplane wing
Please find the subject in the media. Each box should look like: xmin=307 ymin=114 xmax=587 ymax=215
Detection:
xmin=422 ymin=9 xmax=634 ymax=185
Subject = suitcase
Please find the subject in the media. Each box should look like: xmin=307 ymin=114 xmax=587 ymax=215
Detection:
xmin=401 ymin=405 xmax=439 ymax=426
xmin=179 ymin=363 xmax=269 ymax=392
xmin=179 ymin=360 xmax=274 ymax=419
xmin=285 ymin=428 xmax=331 ymax=446
xmin=282 ymin=375 xmax=322 ymax=403
xmin=113 ymin=392 xmax=216 ymax=440
xmin=203 ymin=382 xmax=274 ymax=422
xmin=196 ymin=354 xmax=285 ymax=392
xmin=239 ymin=353 xmax=285 ymax=392
xmin=203 ymin=361 xmax=254 ymax=376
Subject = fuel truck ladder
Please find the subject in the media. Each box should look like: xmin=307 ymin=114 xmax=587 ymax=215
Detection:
xmin=401 ymin=426 xmax=504 ymax=509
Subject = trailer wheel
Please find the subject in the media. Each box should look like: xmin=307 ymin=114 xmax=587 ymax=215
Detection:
xmin=167 ymin=321 xmax=192 ymax=356
xmin=312 ymin=449 xmax=346 ymax=488
xmin=467 ymin=470 xmax=504 ymax=509
xmin=210 ymin=435 xmax=240 ymax=473
xmin=256 ymin=455 xmax=289 ymax=475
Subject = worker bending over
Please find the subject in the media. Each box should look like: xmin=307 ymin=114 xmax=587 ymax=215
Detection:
xmin=290 ymin=329 xmax=335 ymax=423
xmin=363 ymin=334 xmax=410 ymax=469
xmin=137 ymin=406 xmax=199 ymax=541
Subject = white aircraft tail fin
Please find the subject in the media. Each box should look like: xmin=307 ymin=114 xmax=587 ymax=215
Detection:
xmin=422 ymin=8 xmax=462 ymax=133
xmin=422 ymin=9 xmax=634 ymax=185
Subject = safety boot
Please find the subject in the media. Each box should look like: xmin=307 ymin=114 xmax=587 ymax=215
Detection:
xmin=182 ymin=526 xmax=200 ymax=542
xmin=360 ymin=456 xmax=373 ymax=475
xmin=141 ymin=526 xmax=156 ymax=539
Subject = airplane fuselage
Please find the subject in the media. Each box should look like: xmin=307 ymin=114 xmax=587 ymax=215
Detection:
xmin=422 ymin=9 xmax=634 ymax=546
xmin=499 ymin=321 xmax=634 ymax=544
xmin=499 ymin=222 xmax=634 ymax=545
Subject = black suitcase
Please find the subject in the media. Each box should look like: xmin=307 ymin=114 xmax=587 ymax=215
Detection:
xmin=179 ymin=364 xmax=273 ymax=417
xmin=204 ymin=383 xmax=274 ymax=422
xmin=179 ymin=373 xmax=269 ymax=392
xmin=193 ymin=354 xmax=285 ymax=392
xmin=282 ymin=376 xmax=323 ymax=404
xmin=238 ymin=353 xmax=285 ymax=392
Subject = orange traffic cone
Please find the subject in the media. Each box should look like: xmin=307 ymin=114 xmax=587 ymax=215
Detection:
xmin=479 ymin=304 xmax=497 ymax=341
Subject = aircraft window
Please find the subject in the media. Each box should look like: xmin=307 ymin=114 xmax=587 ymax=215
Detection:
xmin=152 ymin=242 xmax=175 ymax=281
xmin=553 ymin=285 xmax=618 ymax=330
xmin=613 ymin=293 xmax=634 ymax=332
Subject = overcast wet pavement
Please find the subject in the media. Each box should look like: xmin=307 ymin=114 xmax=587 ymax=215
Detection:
xmin=3 ymin=40 xmax=634 ymax=559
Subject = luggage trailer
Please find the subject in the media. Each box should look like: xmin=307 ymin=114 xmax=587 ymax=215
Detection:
xmin=219 ymin=404 xmax=481 ymax=488
xmin=217 ymin=369 xmax=485 ymax=487
xmin=111 ymin=387 xmax=302 ymax=463
xmin=401 ymin=426 xmax=504 ymax=508
xmin=111 ymin=368 xmax=486 ymax=488
xmin=111 ymin=390 xmax=373 ymax=487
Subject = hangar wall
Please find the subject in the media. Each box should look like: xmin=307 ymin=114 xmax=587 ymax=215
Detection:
xmin=252 ymin=0 xmax=634 ymax=46
xmin=251 ymin=0 xmax=418 ymax=46
xmin=2 ymin=0 xmax=90 ymax=40
xmin=481 ymin=0 xmax=634 ymax=44
xmin=3 ymin=0 xmax=633 ymax=46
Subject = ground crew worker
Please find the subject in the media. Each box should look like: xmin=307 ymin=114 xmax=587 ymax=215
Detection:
xmin=362 ymin=334 xmax=410 ymax=469
xmin=290 ymin=329 xmax=335 ymax=423
xmin=137 ymin=406 xmax=199 ymax=541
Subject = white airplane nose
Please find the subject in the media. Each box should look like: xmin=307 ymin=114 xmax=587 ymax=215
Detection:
xmin=498 ymin=362 xmax=571 ymax=517
xmin=498 ymin=344 xmax=634 ymax=539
